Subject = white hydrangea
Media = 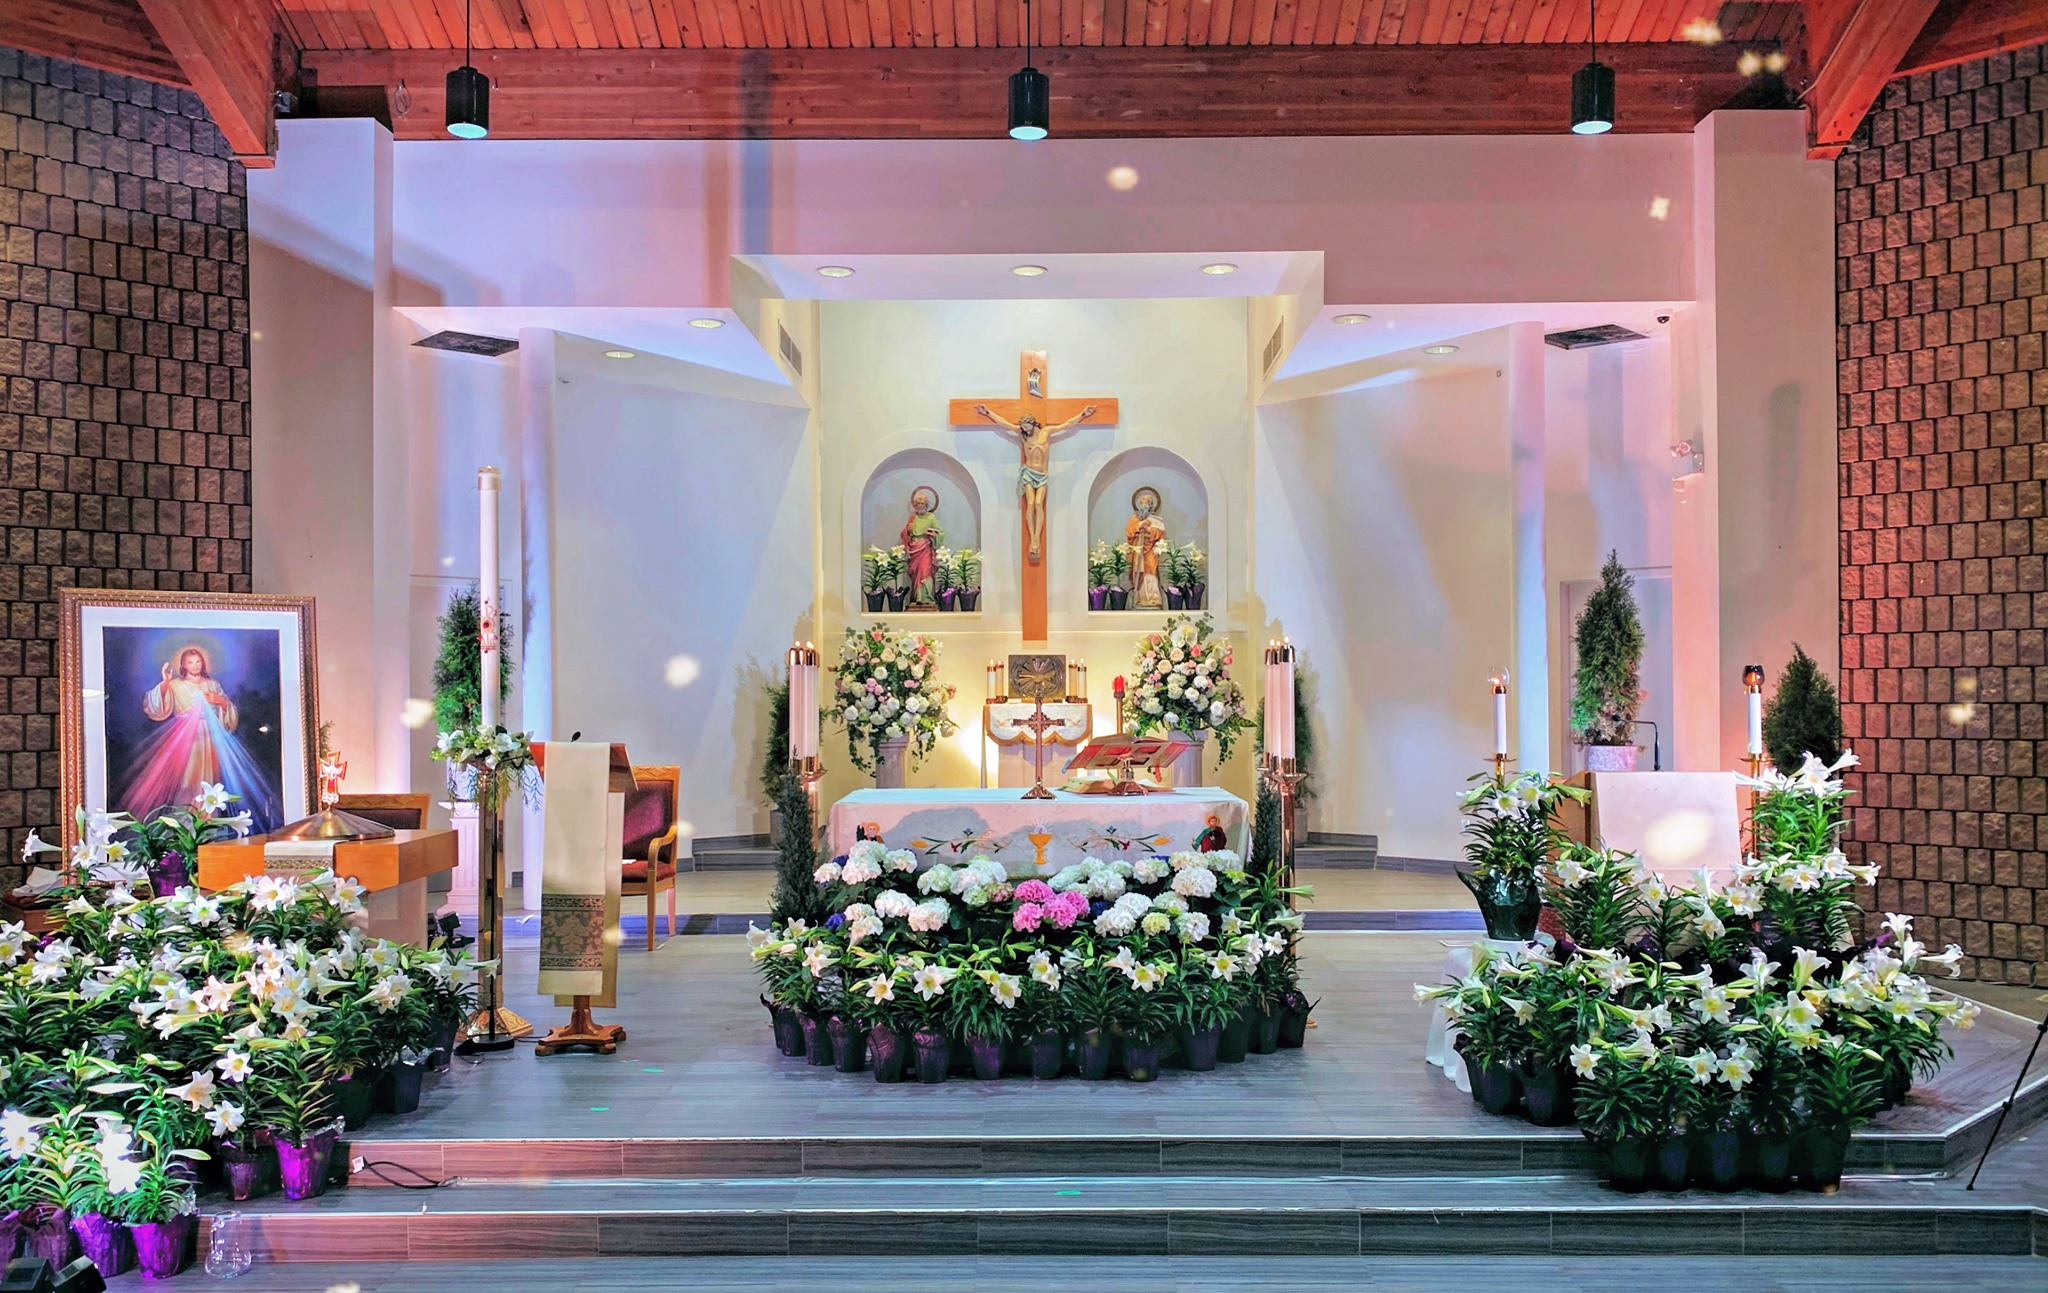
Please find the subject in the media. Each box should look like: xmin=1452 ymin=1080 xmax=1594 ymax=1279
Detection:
xmin=1133 ymin=856 xmax=1171 ymax=884
xmin=1176 ymin=911 xmax=1211 ymax=943
xmin=918 ymin=864 xmax=956 ymax=895
xmin=873 ymin=890 xmax=916 ymax=919
xmin=813 ymin=861 xmax=843 ymax=884
xmin=1169 ymin=850 xmax=1206 ymax=872
xmin=907 ymin=898 xmax=951 ymax=932
xmin=846 ymin=839 xmax=887 ymax=871
xmin=1140 ymin=911 xmax=1172 ymax=936
xmin=1171 ymin=865 xmax=1218 ymax=898
xmin=840 ymin=854 xmax=882 ymax=885
xmin=1093 ymin=906 xmax=1137 ymax=937
xmin=1150 ymin=892 xmax=1189 ymax=915
xmin=885 ymin=849 xmax=919 ymax=873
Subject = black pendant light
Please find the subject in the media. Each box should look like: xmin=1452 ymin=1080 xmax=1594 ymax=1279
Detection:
xmin=446 ymin=0 xmax=490 ymax=139
xmin=1008 ymin=0 xmax=1049 ymax=141
xmin=1571 ymin=0 xmax=1614 ymax=135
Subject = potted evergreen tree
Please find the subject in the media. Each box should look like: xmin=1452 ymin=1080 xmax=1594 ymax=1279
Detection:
xmin=1763 ymin=644 xmax=1843 ymax=773
xmin=431 ymin=584 xmax=513 ymax=797
xmin=1570 ymin=551 xmax=1645 ymax=771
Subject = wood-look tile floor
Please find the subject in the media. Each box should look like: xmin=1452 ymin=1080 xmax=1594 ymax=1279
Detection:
xmin=102 ymin=1253 xmax=2048 ymax=1290
xmin=373 ymin=932 xmax=2041 ymax=1146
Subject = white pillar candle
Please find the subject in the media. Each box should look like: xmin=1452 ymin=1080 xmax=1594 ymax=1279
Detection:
xmin=1747 ymin=688 xmax=1764 ymax=757
xmin=787 ymin=644 xmax=806 ymax=761
xmin=1262 ymin=644 xmax=1277 ymax=757
xmin=1492 ymin=674 xmax=1509 ymax=758
xmin=478 ymin=467 xmax=501 ymax=731
xmin=804 ymin=651 xmax=821 ymax=760
xmin=1275 ymin=644 xmax=1296 ymax=761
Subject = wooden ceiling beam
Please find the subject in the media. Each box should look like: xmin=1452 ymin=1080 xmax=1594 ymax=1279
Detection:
xmin=1800 ymin=0 xmax=1939 ymax=159
xmin=0 ymin=0 xmax=188 ymax=87
xmin=298 ymin=39 xmax=1764 ymax=138
xmin=1894 ymin=0 xmax=2048 ymax=79
xmin=134 ymin=0 xmax=293 ymax=165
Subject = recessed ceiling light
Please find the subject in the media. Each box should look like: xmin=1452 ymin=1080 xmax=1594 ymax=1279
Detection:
xmin=1012 ymin=265 xmax=1049 ymax=277
xmin=604 ymin=349 xmax=636 ymax=359
xmin=1200 ymin=262 xmax=1237 ymax=276
xmin=1333 ymin=313 xmax=1371 ymax=325
xmin=817 ymin=265 xmax=855 ymax=278
xmin=1423 ymin=344 xmax=1459 ymax=355
xmin=689 ymin=318 xmax=724 ymax=329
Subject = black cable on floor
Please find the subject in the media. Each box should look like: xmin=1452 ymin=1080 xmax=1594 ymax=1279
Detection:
xmin=353 ymin=1160 xmax=452 ymax=1190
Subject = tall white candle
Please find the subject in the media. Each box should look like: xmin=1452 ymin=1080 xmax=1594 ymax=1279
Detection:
xmin=1275 ymin=644 xmax=1296 ymax=760
xmin=1492 ymin=674 xmax=1509 ymax=758
xmin=478 ymin=467 xmax=501 ymax=731
xmin=1262 ymin=644 xmax=1278 ymax=757
xmin=787 ymin=644 xmax=807 ymax=761
xmin=1747 ymin=689 xmax=1763 ymax=757
xmin=804 ymin=651 xmax=820 ymax=760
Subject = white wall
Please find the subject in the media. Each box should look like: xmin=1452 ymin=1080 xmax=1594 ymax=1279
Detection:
xmin=1256 ymin=372 xmax=1515 ymax=862
xmin=542 ymin=339 xmax=815 ymax=847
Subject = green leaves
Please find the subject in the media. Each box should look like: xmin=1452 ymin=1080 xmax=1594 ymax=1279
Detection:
xmin=1762 ymin=644 xmax=1843 ymax=773
xmin=1569 ymin=551 xmax=1645 ymax=746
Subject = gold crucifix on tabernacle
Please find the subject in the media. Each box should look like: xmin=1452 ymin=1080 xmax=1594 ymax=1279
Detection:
xmin=948 ymin=350 xmax=1119 ymax=642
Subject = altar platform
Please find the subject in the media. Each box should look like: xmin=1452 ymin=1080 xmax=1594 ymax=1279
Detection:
xmin=197 ymin=928 xmax=2048 ymax=1271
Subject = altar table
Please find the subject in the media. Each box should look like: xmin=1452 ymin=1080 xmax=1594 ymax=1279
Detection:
xmin=198 ymin=829 xmax=457 ymax=944
xmin=829 ymin=787 xmax=1248 ymax=873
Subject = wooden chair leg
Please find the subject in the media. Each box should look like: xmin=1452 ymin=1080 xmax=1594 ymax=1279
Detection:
xmin=666 ymin=885 xmax=676 ymax=939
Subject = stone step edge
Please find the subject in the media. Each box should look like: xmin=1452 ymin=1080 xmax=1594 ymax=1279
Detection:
xmin=210 ymin=1202 xmax=2047 ymax=1262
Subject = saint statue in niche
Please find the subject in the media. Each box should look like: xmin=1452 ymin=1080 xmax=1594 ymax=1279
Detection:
xmin=900 ymin=485 xmax=945 ymax=608
xmin=1126 ymin=486 xmax=1168 ymax=609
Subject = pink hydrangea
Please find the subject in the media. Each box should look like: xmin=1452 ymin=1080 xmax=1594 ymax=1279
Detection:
xmin=1043 ymin=890 xmax=1089 ymax=929
xmin=1013 ymin=903 xmax=1044 ymax=933
xmin=1014 ymin=880 xmax=1054 ymax=904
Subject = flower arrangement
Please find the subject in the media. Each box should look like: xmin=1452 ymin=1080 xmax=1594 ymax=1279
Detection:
xmin=752 ymin=837 xmax=1311 ymax=1083
xmin=1127 ymin=615 xmax=1252 ymax=761
xmin=0 ymin=837 xmax=491 ymax=1274
xmin=1419 ymin=750 xmax=1978 ymax=1193
xmin=1454 ymin=767 xmax=1591 ymax=940
xmin=828 ymin=626 xmax=958 ymax=776
xmin=430 ymin=721 xmax=539 ymax=809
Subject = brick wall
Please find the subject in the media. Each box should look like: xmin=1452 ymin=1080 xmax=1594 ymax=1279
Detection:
xmin=0 ymin=47 xmax=250 ymax=881
xmin=1838 ymin=44 xmax=2048 ymax=986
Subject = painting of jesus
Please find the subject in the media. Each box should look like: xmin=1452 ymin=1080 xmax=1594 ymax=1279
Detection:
xmin=61 ymin=590 xmax=318 ymax=842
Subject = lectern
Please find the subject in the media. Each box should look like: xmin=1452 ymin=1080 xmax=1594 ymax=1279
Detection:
xmin=531 ymin=742 xmax=637 ymax=1056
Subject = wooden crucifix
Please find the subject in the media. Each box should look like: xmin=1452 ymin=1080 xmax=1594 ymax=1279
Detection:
xmin=948 ymin=350 xmax=1119 ymax=642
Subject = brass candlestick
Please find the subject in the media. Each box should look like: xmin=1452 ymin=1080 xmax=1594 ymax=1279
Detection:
xmin=1018 ymin=697 xmax=1060 ymax=800
xmin=1742 ymin=663 xmax=1766 ymax=852
xmin=458 ymin=786 xmax=531 ymax=1053
xmin=1260 ymin=752 xmax=1306 ymax=902
xmin=791 ymin=752 xmax=828 ymax=844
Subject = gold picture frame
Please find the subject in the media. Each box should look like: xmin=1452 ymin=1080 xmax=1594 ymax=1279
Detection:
xmin=58 ymin=588 xmax=320 ymax=846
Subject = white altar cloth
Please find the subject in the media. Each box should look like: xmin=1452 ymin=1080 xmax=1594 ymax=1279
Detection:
xmin=828 ymin=786 xmax=1249 ymax=874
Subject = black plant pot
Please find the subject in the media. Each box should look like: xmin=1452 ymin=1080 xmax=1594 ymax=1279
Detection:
xmin=375 ymin=1059 xmax=426 ymax=1115
xmin=1187 ymin=583 xmax=1206 ymax=610
xmin=959 ymin=590 xmax=980 ymax=612
xmin=1078 ymin=1028 xmax=1116 ymax=1080
xmin=428 ymin=1014 xmax=460 ymax=1072
xmin=1217 ymin=1014 xmax=1251 ymax=1063
xmin=1653 ymin=1136 xmax=1691 ymax=1191
xmin=1603 ymin=1138 xmax=1653 ymax=1192
xmin=1122 ymin=1036 xmax=1164 ymax=1083
xmin=1277 ymin=993 xmax=1314 ymax=1048
xmin=334 ymin=1071 xmax=376 ymax=1130
xmin=869 ymin=1025 xmax=909 ymax=1083
xmin=1745 ymin=1135 xmax=1795 ymax=1193
xmin=965 ymin=1033 xmax=1005 ymax=1081
xmin=1106 ymin=589 xmax=1129 ymax=611
xmin=864 ymin=590 xmax=886 ymax=613
xmin=1700 ymin=1129 xmax=1742 ymax=1191
xmin=1471 ymin=1059 xmax=1522 ymax=1117
xmin=1181 ymin=1025 xmax=1222 ymax=1072
xmin=1249 ymin=1007 xmax=1282 ymax=1055
xmin=766 ymin=999 xmax=806 ymax=1057
xmin=911 ymin=1028 xmax=953 ymax=1084
xmin=886 ymin=590 xmax=907 ymax=612
xmin=1516 ymin=1060 xmax=1575 ymax=1126
xmin=1456 ymin=869 xmax=1542 ymax=942
xmin=1798 ymin=1129 xmax=1850 ymax=1193
xmin=799 ymin=1013 xmax=835 ymax=1067
xmin=1028 ymin=1029 xmax=1065 ymax=1079
xmin=827 ymin=1014 xmax=868 ymax=1074
xmin=1166 ymin=590 xmax=1186 ymax=611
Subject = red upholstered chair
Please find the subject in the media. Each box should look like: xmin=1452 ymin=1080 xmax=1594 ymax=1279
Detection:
xmin=622 ymin=765 xmax=682 ymax=949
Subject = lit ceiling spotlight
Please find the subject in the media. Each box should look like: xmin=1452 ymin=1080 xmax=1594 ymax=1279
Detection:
xmin=1008 ymin=0 xmax=1050 ymax=140
xmin=689 ymin=317 xmax=724 ymax=329
xmin=1571 ymin=0 xmax=1615 ymax=136
xmin=1423 ymin=344 xmax=1460 ymax=355
xmin=604 ymin=349 xmax=636 ymax=360
xmin=1332 ymin=313 xmax=1371 ymax=325
xmin=1200 ymin=262 xmax=1238 ymax=276
xmin=1012 ymin=265 xmax=1049 ymax=277
xmin=817 ymin=265 xmax=855 ymax=278
xmin=445 ymin=0 xmax=490 ymax=138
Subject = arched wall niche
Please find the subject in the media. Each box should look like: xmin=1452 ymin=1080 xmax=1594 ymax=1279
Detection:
xmin=1085 ymin=446 xmax=1209 ymax=607
xmin=861 ymin=447 xmax=984 ymax=564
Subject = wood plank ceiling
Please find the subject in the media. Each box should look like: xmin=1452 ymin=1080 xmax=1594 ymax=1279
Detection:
xmin=270 ymin=0 xmax=1798 ymax=52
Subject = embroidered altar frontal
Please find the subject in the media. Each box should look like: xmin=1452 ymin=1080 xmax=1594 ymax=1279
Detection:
xmin=828 ymin=787 xmax=1248 ymax=873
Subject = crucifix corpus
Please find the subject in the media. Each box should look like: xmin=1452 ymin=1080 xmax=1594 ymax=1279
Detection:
xmin=948 ymin=350 xmax=1120 ymax=641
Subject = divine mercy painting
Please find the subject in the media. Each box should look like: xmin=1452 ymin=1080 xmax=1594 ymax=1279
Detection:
xmin=61 ymin=590 xmax=319 ymax=841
